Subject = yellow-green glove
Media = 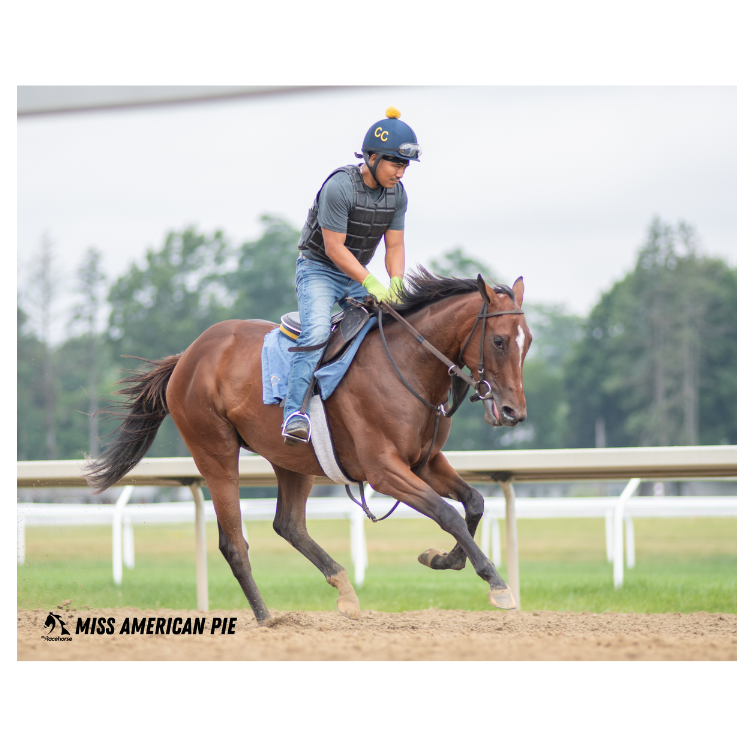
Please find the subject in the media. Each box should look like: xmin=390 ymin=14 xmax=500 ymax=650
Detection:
xmin=385 ymin=276 xmax=405 ymax=302
xmin=362 ymin=273 xmax=389 ymax=302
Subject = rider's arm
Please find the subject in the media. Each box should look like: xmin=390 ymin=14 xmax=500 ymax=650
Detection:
xmin=383 ymin=229 xmax=405 ymax=280
xmin=321 ymin=228 xmax=369 ymax=284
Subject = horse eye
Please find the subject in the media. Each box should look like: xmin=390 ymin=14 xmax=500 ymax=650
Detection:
xmin=493 ymin=337 xmax=504 ymax=350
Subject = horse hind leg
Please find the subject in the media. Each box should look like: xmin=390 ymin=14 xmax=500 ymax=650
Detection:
xmin=216 ymin=516 xmax=271 ymax=625
xmin=272 ymin=464 xmax=360 ymax=620
xmin=174 ymin=416 xmax=272 ymax=625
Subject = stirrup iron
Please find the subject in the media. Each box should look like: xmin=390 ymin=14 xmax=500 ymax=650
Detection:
xmin=281 ymin=411 xmax=311 ymax=445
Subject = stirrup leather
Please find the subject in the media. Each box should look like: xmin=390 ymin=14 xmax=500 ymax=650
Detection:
xmin=281 ymin=411 xmax=312 ymax=444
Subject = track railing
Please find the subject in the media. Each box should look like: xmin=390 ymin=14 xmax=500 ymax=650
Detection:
xmin=17 ymin=446 xmax=737 ymax=610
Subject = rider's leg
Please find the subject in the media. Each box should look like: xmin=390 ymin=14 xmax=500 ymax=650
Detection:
xmin=283 ymin=257 xmax=348 ymax=442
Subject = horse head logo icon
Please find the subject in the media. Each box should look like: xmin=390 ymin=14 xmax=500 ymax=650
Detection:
xmin=44 ymin=612 xmax=71 ymax=636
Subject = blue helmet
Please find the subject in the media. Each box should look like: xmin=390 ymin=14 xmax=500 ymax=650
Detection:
xmin=356 ymin=107 xmax=421 ymax=187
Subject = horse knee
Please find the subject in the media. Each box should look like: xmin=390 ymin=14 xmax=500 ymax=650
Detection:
xmin=464 ymin=488 xmax=485 ymax=524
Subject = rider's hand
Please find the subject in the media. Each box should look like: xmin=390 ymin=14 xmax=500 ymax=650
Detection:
xmin=385 ymin=276 xmax=405 ymax=302
xmin=362 ymin=273 xmax=389 ymax=302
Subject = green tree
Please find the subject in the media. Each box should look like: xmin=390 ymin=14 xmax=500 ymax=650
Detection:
xmin=106 ymin=227 xmax=235 ymax=457
xmin=226 ymin=214 xmax=300 ymax=322
xmin=71 ymin=248 xmax=107 ymax=457
xmin=17 ymin=306 xmax=47 ymax=461
xmin=107 ymin=227 xmax=232 ymax=362
xmin=565 ymin=219 xmax=736 ymax=448
xmin=428 ymin=247 xmax=498 ymax=282
xmin=23 ymin=234 xmax=63 ymax=458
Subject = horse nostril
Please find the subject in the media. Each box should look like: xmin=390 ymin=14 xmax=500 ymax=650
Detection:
xmin=502 ymin=406 xmax=517 ymax=421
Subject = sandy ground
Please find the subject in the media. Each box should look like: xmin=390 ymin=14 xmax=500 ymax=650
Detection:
xmin=17 ymin=606 xmax=736 ymax=661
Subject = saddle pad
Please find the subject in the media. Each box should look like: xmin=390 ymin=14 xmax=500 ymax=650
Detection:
xmin=309 ymin=395 xmax=351 ymax=484
xmin=261 ymin=317 xmax=378 ymax=405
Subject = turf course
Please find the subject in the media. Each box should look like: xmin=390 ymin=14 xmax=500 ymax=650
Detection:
xmin=18 ymin=516 xmax=736 ymax=614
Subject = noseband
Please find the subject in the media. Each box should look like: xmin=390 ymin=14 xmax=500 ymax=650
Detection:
xmin=348 ymin=296 xmax=524 ymax=523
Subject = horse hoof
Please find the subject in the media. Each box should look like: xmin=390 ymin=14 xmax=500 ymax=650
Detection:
xmin=336 ymin=597 xmax=360 ymax=620
xmin=418 ymin=549 xmax=449 ymax=568
xmin=488 ymin=587 xmax=517 ymax=610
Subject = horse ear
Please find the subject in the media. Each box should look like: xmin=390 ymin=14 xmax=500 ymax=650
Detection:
xmin=512 ymin=276 xmax=524 ymax=307
xmin=477 ymin=274 xmax=495 ymax=305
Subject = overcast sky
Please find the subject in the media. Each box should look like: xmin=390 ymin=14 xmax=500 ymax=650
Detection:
xmin=17 ymin=85 xmax=736 ymax=338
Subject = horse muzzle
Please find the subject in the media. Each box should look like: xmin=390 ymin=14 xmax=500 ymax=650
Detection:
xmin=485 ymin=396 xmax=526 ymax=427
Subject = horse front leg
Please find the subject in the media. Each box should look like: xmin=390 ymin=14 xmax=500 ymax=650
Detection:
xmin=416 ymin=451 xmax=484 ymax=572
xmin=365 ymin=453 xmax=517 ymax=610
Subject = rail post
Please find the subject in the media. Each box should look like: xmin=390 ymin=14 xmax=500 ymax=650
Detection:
xmin=497 ymin=474 xmax=520 ymax=610
xmin=189 ymin=482 xmax=209 ymax=611
xmin=123 ymin=516 xmax=135 ymax=569
xmin=480 ymin=514 xmax=490 ymax=557
xmin=605 ymin=510 xmax=614 ymax=562
xmin=491 ymin=516 xmax=502 ymax=567
xmin=625 ymin=514 xmax=635 ymax=569
xmin=613 ymin=478 xmax=640 ymax=588
xmin=17 ymin=510 xmax=25 ymax=565
xmin=112 ymin=485 xmax=134 ymax=585
xmin=350 ymin=484 xmax=371 ymax=586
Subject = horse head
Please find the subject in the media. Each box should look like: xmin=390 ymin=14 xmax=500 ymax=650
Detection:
xmin=469 ymin=274 xmax=531 ymax=428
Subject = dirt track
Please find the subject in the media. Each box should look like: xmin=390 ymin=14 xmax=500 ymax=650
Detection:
xmin=18 ymin=606 xmax=736 ymax=661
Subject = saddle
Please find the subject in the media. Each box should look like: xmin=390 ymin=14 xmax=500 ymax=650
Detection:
xmin=280 ymin=303 xmax=374 ymax=365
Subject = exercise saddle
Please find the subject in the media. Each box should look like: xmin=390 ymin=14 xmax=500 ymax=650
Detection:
xmin=279 ymin=303 xmax=373 ymax=365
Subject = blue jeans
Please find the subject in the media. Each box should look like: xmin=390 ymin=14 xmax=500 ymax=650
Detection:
xmin=283 ymin=255 xmax=369 ymax=421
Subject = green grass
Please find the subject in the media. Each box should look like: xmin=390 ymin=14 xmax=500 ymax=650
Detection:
xmin=17 ymin=517 xmax=736 ymax=614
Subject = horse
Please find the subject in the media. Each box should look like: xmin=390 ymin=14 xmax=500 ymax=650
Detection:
xmin=85 ymin=269 xmax=531 ymax=626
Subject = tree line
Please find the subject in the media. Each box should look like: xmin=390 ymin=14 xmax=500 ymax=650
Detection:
xmin=17 ymin=216 xmax=736 ymax=462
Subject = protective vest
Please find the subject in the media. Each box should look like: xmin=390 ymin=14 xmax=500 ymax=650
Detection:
xmin=299 ymin=165 xmax=398 ymax=268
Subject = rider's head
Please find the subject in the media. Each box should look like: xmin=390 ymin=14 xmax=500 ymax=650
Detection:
xmin=355 ymin=107 xmax=421 ymax=188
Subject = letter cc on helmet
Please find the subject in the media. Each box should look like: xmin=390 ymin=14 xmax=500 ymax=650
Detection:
xmin=355 ymin=107 xmax=421 ymax=186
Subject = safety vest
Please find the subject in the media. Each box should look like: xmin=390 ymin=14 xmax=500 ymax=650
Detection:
xmin=298 ymin=165 xmax=398 ymax=268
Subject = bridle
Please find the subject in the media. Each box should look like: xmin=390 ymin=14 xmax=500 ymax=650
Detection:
xmin=346 ymin=291 xmax=525 ymax=522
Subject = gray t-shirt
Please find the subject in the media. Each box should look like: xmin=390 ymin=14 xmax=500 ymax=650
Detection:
xmin=317 ymin=169 xmax=408 ymax=234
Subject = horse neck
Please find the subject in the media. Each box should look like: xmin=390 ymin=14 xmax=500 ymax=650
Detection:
xmin=398 ymin=293 xmax=484 ymax=364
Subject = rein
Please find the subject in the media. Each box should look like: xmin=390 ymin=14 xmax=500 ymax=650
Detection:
xmin=350 ymin=296 xmax=524 ymax=522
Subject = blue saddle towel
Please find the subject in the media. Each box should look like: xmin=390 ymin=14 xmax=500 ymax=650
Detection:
xmin=261 ymin=318 xmax=378 ymax=405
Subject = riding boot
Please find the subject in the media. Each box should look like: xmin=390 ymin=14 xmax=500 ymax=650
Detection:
xmin=282 ymin=412 xmax=311 ymax=446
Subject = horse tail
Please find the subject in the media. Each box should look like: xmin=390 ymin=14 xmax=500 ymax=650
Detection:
xmin=84 ymin=354 xmax=181 ymax=494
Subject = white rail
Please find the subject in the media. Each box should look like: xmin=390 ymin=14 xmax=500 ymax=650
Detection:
xmin=18 ymin=493 xmax=736 ymax=603
xmin=16 ymin=446 xmax=737 ymax=610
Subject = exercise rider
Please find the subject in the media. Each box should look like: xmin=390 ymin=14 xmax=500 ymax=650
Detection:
xmin=282 ymin=106 xmax=422 ymax=446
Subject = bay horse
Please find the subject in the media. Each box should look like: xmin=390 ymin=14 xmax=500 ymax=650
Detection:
xmin=85 ymin=270 xmax=531 ymax=626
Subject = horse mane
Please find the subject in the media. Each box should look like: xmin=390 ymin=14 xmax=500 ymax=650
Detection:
xmin=390 ymin=265 xmax=515 ymax=316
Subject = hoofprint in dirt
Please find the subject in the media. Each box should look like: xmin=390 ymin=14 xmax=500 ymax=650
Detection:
xmin=18 ymin=607 xmax=736 ymax=661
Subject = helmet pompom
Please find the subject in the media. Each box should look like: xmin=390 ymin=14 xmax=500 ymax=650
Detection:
xmin=385 ymin=106 xmax=401 ymax=119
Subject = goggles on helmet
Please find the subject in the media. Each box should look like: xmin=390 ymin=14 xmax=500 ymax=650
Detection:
xmin=397 ymin=143 xmax=422 ymax=159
